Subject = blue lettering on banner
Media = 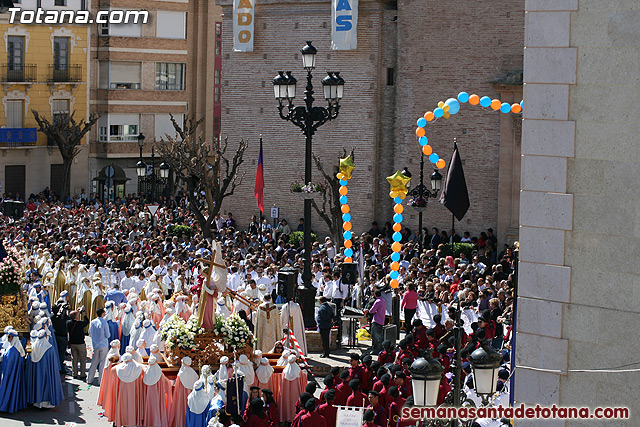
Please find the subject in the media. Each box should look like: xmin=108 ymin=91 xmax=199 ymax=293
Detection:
xmin=336 ymin=0 xmax=352 ymax=11
xmin=336 ymin=15 xmax=352 ymax=31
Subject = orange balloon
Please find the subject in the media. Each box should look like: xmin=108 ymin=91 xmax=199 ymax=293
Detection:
xmin=393 ymin=223 xmax=402 ymax=232
xmin=469 ymin=94 xmax=480 ymax=105
xmin=345 ymin=257 xmax=353 ymax=263
xmin=423 ymin=145 xmax=433 ymax=156
xmin=343 ymin=222 xmax=352 ymax=231
xmin=391 ymin=242 xmax=401 ymax=252
xmin=424 ymin=111 xmax=435 ymax=122
xmin=491 ymin=99 xmax=501 ymax=110
xmin=344 ymin=240 xmax=352 ymax=248
xmin=511 ymin=103 xmax=522 ymax=114
xmin=394 ymin=204 xmax=404 ymax=214
xmin=416 ymin=127 xmax=425 ymax=137
xmin=391 ymin=262 xmax=400 ymax=271
xmin=339 ymin=186 xmax=348 ymax=196
xmin=341 ymin=205 xmax=350 ymax=214
xmin=390 ymin=279 xmax=399 ymax=289
xmin=436 ymin=159 xmax=446 ymax=169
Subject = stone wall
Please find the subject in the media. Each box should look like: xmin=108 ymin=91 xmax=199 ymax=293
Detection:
xmin=515 ymin=0 xmax=640 ymax=424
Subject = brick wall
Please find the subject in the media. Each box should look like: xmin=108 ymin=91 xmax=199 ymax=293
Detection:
xmin=394 ymin=0 xmax=524 ymax=239
xmin=217 ymin=0 xmax=387 ymax=238
xmin=216 ymin=0 xmax=524 ymax=243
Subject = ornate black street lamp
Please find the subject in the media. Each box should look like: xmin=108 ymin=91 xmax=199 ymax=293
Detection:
xmin=407 ymin=159 xmax=443 ymax=252
xmin=273 ymin=41 xmax=345 ymax=328
xmin=136 ymin=133 xmax=170 ymax=203
xmin=469 ymin=341 xmax=502 ymax=405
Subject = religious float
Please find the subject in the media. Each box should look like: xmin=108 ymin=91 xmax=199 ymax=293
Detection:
xmin=0 ymin=247 xmax=29 ymax=332
xmin=160 ymin=312 xmax=255 ymax=370
xmin=159 ymin=240 xmax=258 ymax=370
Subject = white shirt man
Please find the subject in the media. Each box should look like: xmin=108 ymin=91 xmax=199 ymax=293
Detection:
xmin=244 ymin=282 xmax=261 ymax=302
xmin=121 ymin=271 xmax=135 ymax=292
xmin=322 ymin=279 xmax=336 ymax=299
xmin=331 ymin=277 xmax=349 ymax=300
xmin=227 ymin=268 xmax=242 ymax=292
xmin=154 ymin=261 xmax=168 ymax=278
xmin=163 ymin=265 xmax=179 ymax=294
xmin=256 ymin=270 xmax=272 ymax=295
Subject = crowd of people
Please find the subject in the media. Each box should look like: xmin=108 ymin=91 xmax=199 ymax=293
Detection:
xmin=0 ymin=189 xmax=516 ymax=427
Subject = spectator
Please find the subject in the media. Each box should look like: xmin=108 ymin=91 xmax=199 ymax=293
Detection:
xmin=87 ymin=308 xmax=110 ymax=385
xmin=67 ymin=308 xmax=90 ymax=379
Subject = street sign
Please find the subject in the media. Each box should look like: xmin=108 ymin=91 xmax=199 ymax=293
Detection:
xmin=270 ymin=207 xmax=279 ymax=219
xmin=147 ymin=204 xmax=159 ymax=216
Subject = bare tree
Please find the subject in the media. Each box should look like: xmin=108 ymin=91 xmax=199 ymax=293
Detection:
xmin=157 ymin=114 xmax=248 ymax=238
xmin=311 ymin=147 xmax=356 ymax=245
xmin=32 ymin=110 xmax=99 ymax=199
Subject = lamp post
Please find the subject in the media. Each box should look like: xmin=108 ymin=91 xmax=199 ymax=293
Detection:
xmin=469 ymin=341 xmax=502 ymax=405
xmin=410 ymin=356 xmax=445 ymax=407
xmin=273 ymin=41 xmax=345 ymax=328
xmin=407 ymin=159 xmax=443 ymax=252
xmin=136 ymin=133 xmax=170 ymax=203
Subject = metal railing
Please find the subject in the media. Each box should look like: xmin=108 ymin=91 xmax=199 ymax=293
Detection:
xmin=1 ymin=64 xmax=37 ymax=83
xmin=48 ymin=64 xmax=82 ymax=82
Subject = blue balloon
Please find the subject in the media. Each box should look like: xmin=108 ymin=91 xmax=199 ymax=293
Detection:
xmin=419 ymin=136 xmax=429 ymax=146
xmin=344 ymin=248 xmax=353 ymax=257
xmin=343 ymin=231 xmax=352 ymax=240
xmin=391 ymin=252 xmax=401 ymax=262
xmin=434 ymin=108 xmax=444 ymax=118
xmin=417 ymin=117 xmax=427 ymax=128
xmin=394 ymin=196 xmax=403 ymax=204
xmin=340 ymin=179 xmax=348 ymax=186
xmin=393 ymin=213 xmax=403 ymax=223
xmin=445 ymin=98 xmax=460 ymax=115
xmin=390 ymin=271 xmax=399 ymax=280
xmin=500 ymin=103 xmax=511 ymax=113
xmin=458 ymin=92 xmax=469 ymax=103
xmin=429 ymin=153 xmax=439 ymax=163
xmin=480 ymin=96 xmax=491 ymax=108
xmin=520 ymin=100 xmax=524 ymax=109
xmin=342 ymin=213 xmax=351 ymax=222
xmin=340 ymin=195 xmax=348 ymax=204
xmin=393 ymin=232 xmax=402 ymax=242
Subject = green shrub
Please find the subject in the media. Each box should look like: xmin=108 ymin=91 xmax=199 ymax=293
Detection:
xmin=167 ymin=224 xmax=193 ymax=238
xmin=438 ymin=243 xmax=476 ymax=260
xmin=288 ymin=231 xmax=317 ymax=248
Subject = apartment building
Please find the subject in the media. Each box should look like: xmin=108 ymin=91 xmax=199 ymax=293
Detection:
xmin=89 ymin=0 xmax=222 ymax=200
xmin=0 ymin=0 xmax=90 ymax=199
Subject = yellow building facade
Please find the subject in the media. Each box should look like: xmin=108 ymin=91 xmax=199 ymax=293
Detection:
xmin=0 ymin=5 xmax=89 ymax=200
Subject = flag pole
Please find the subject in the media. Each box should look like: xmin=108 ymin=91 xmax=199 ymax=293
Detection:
xmin=451 ymin=138 xmax=457 ymax=259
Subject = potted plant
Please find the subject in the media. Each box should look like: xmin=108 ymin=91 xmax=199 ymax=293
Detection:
xmin=291 ymin=181 xmax=325 ymax=199
xmin=409 ymin=196 xmax=428 ymax=213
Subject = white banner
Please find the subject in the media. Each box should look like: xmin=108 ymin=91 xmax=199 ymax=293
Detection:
xmin=331 ymin=0 xmax=358 ymax=50
xmin=233 ymin=0 xmax=255 ymax=52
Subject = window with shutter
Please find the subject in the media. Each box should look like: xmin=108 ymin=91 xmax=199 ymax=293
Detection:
xmin=52 ymin=99 xmax=70 ymax=124
xmin=6 ymin=100 xmax=23 ymax=128
xmin=109 ymin=62 xmax=141 ymax=89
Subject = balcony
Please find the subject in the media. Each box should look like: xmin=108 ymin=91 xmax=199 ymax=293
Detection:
xmin=1 ymin=65 xmax=37 ymax=83
xmin=48 ymin=64 xmax=82 ymax=83
xmin=0 ymin=128 xmax=38 ymax=148
xmin=91 ymin=140 xmax=146 ymax=158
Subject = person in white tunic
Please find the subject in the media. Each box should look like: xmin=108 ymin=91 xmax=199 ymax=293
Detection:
xmin=280 ymin=300 xmax=307 ymax=355
xmin=254 ymin=294 xmax=281 ymax=353
xmin=237 ymin=354 xmax=255 ymax=394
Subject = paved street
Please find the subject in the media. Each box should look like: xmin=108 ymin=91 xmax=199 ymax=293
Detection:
xmin=0 ymin=335 xmax=380 ymax=426
xmin=0 ymin=373 xmax=111 ymax=427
